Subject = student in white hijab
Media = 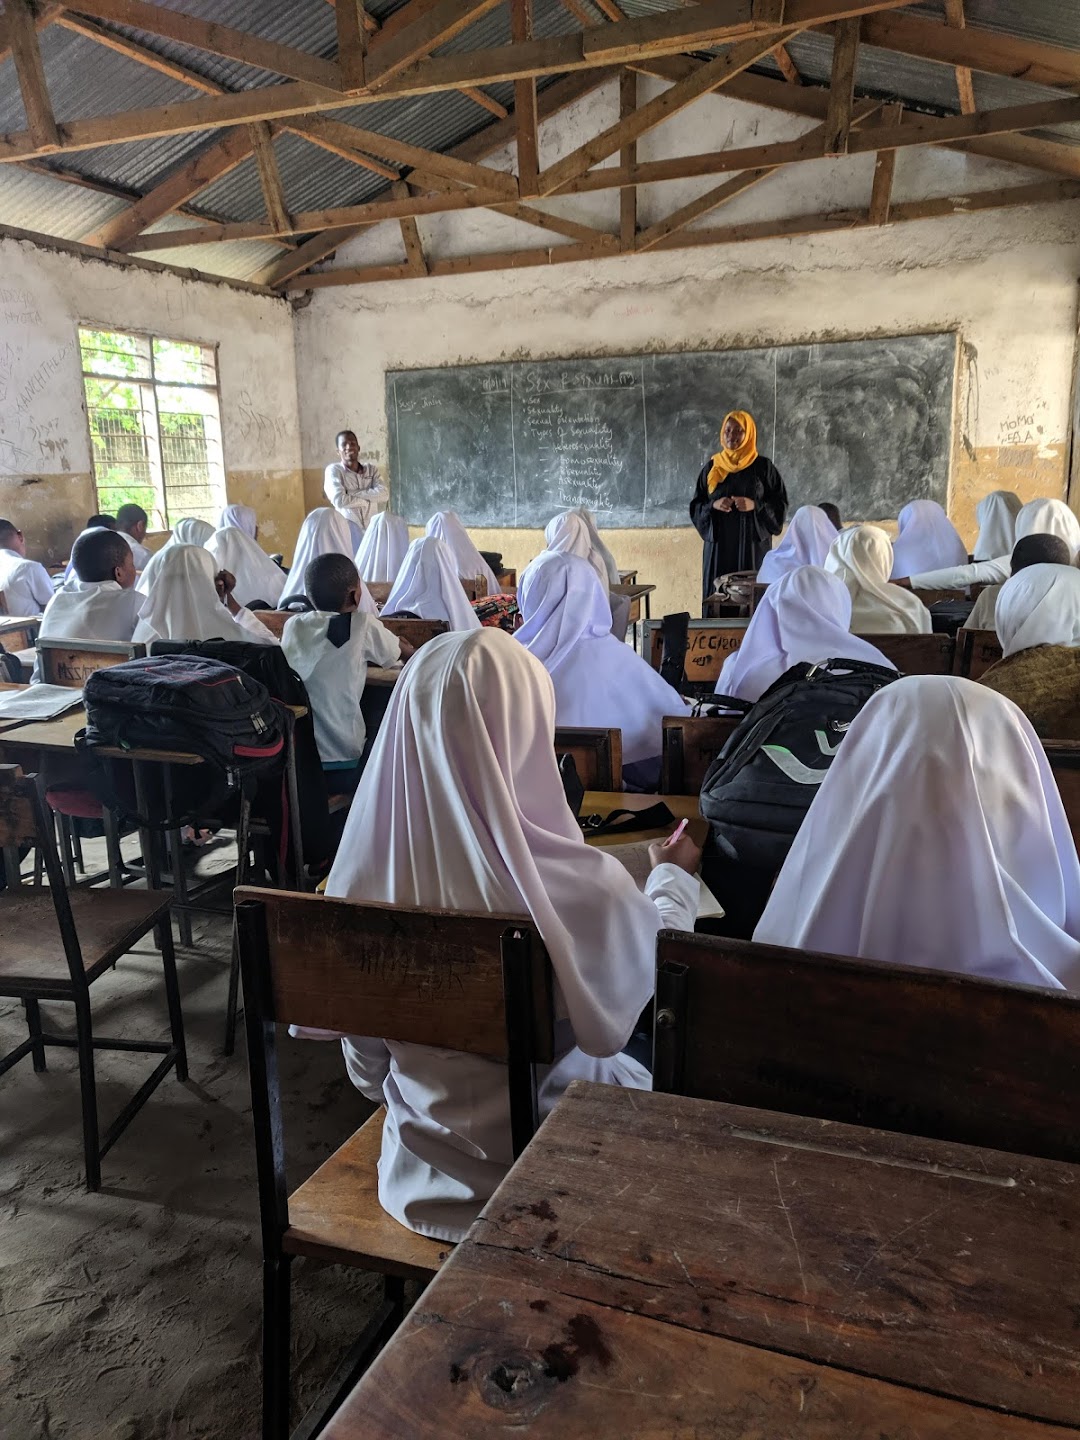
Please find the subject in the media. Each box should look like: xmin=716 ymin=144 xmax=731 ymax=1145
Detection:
xmin=205 ymin=527 xmax=286 ymax=609
xmin=716 ymin=567 xmax=896 ymax=703
xmin=907 ymin=495 xmax=1077 ymax=592
xmin=279 ymin=508 xmax=357 ymax=606
xmin=755 ymin=676 xmax=1080 ymax=990
xmin=34 ymin=528 xmax=143 ymax=680
xmin=355 ymin=511 xmax=409 ymax=585
xmin=425 ymin=511 xmax=500 ymax=598
xmin=219 ymin=503 xmax=257 ymax=538
xmin=133 ymin=545 xmax=276 ymax=647
xmin=317 ymin=628 xmax=700 ymax=1240
xmin=383 ymin=536 xmax=481 ymax=631
xmin=825 ymin=524 xmax=932 ymax=634
xmin=966 ymin=532 xmax=1074 ymax=632
xmin=974 ymin=490 xmax=1022 ymax=561
xmin=135 ymin=517 xmax=215 ymax=596
xmin=516 ymin=551 xmax=690 ymax=787
xmin=542 ymin=511 xmax=610 ymax=592
xmin=979 ymin=564 xmax=1080 ymax=740
xmin=757 ymin=506 xmax=839 ymax=584
xmin=889 ymin=500 xmax=967 ymax=580
xmin=573 ymin=507 xmax=620 ymax=586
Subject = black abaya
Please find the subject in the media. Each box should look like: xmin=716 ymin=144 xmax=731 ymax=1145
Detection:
xmin=689 ymin=455 xmax=787 ymax=607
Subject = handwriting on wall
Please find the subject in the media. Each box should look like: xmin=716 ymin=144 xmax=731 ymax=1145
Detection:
xmin=0 ymin=285 xmax=74 ymax=475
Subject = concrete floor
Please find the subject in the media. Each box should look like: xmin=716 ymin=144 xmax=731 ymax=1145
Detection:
xmin=0 ymin=852 xmax=384 ymax=1440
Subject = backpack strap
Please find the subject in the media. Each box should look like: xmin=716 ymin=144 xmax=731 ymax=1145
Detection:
xmin=658 ymin=611 xmax=690 ymax=689
xmin=580 ymin=803 xmax=675 ymax=837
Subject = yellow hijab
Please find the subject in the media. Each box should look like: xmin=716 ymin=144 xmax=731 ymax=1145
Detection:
xmin=707 ymin=410 xmax=758 ymax=491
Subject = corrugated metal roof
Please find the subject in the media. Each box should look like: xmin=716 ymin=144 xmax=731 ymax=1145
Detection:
xmin=0 ymin=0 xmax=1078 ymax=284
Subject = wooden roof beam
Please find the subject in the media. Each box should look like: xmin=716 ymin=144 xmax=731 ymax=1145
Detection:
xmin=943 ymin=0 xmax=976 ymax=115
xmin=512 ymin=0 xmax=540 ymax=197
xmin=249 ymin=121 xmax=290 ymax=235
xmin=365 ymin=0 xmax=506 ymax=88
xmin=54 ymin=10 xmax=225 ymax=94
xmin=280 ymin=117 xmax=400 ymax=182
xmin=7 ymin=0 xmax=60 ymax=152
xmin=391 ymin=182 xmax=429 ymax=275
xmin=823 ymin=17 xmax=859 ymax=156
xmin=857 ymin=10 xmax=1080 ymax=92
xmin=335 ymin=0 xmax=367 ymax=92
xmin=868 ymin=101 xmax=901 ymax=224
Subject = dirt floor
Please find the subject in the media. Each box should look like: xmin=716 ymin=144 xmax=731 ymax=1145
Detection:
xmin=0 ymin=844 xmax=385 ymax=1440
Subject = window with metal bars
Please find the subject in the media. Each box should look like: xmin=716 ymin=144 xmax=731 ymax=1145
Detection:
xmin=79 ymin=327 xmax=226 ymax=532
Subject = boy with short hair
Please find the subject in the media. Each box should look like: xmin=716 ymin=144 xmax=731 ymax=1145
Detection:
xmin=282 ymin=554 xmax=412 ymax=794
xmin=34 ymin=528 xmax=143 ymax=681
xmin=115 ymin=503 xmax=152 ymax=570
xmin=0 ymin=519 xmax=56 ymax=615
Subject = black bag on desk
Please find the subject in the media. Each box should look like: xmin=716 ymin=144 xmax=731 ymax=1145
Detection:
xmin=77 ymin=654 xmax=286 ymax=828
xmin=701 ymin=658 xmax=898 ymax=872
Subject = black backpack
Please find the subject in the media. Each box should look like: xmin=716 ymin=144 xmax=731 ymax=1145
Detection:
xmin=700 ymin=658 xmax=898 ymax=872
xmin=76 ymin=654 xmax=286 ymax=829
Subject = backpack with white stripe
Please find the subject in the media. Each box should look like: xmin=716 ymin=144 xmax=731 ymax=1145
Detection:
xmin=700 ymin=659 xmax=898 ymax=873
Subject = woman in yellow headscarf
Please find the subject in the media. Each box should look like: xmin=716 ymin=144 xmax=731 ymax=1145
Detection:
xmin=690 ymin=410 xmax=788 ymax=610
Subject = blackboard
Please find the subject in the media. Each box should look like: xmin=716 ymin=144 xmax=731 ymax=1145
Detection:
xmin=387 ymin=333 xmax=957 ymax=529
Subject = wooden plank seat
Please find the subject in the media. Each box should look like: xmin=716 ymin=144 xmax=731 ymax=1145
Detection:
xmin=661 ymin=714 xmax=740 ymax=794
xmin=856 ymin=631 xmax=955 ymax=675
xmin=285 ymin=1109 xmax=452 ymax=1280
xmin=0 ymin=887 xmax=173 ymax=989
xmin=554 ymin=726 xmax=622 ymax=790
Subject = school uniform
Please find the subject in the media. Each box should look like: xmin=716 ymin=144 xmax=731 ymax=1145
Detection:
xmin=314 ymin=629 xmax=698 ymax=1241
xmin=136 ymin=519 xmax=215 ymax=595
xmin=282 ymin=609 xmax=401 ymax=789
xmin=133 ymin=544 xmax=277 ymax=647
xmin=31 ymin=580 xmax=144 ymax=683
xmin=0 ymin=547 xmax=55 ymax=615
xmin=516 ymin=551 xmax=691 ymax=786
xmin=425 ymin=511 xmax=500 ymax=597
xmin=279 ymin=509 xmax=357 ymax=606
xmin=355 ymin=512 xmax=409 ymax=585
xmin=889 ymin=500 xmax=967 ymax=580
xmin=384 ymin=536 xmax=481 ymax=631
xmin=324 ymin=460 xmax=388 ymax=545
xmin=978 ymin=565 xmax=1080 ymax=739
xmin=757 ymin=506 xmax=837 ymax=584
xmin=219 ymin=503 xmax=257 ymax=538
xmin=206 ymin=527 xmax=285 ymax=609
xmin=910 ymin=496 xmax=1079 ymax=593
xmin=755 ymin=674 xmax=1080 ymax=990
xmin=716 ymin=566 xmax=895 ymax=703
xmin=119 ymin=532 xmax=153 ymax=571
xmin=825 ymin=525 xmax=932 ymax=634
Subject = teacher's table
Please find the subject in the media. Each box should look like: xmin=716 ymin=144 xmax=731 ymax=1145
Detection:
xmin=323 ymin=1081 xmax=1080 ymax=1439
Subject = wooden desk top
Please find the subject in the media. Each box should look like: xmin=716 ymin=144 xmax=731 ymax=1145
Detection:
xmin=581 ymin=790 xmax=699 ymax=843
xmin=324 ymin=1082 xmax=1080 ymax=1438
xmin=367 ymin=665 xmax=402 ymax=688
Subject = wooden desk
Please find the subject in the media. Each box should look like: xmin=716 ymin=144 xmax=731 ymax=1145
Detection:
xmin=609 ymin=581 xmax=655 ymax=627
xmin=367 ymin=665 xmax=402 ymax=688
xmin=324 ymin=1082 xmax=1080 ymax=1438
xmin=581 ymin=790 xmax=698 ymax=843
xmin=0 ymin=704 xmax=88 ymax=752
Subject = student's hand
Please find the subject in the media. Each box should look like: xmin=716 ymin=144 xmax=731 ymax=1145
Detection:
xmin=892 ymin=576 xmax=913 ymax=591
xmin=397 ymin=638 xmax=416 ymax=660
xmin=215 ymin=569 xmax=236 ymax=600
xmin=649 ymin=830 xmax=704 ymax=877
xmin=712 ymin=496 xmax=733 ymax=513
xmin=731 ymin=496 xmax=756 ymax=513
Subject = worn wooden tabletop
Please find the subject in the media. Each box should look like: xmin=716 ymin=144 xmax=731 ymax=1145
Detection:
xmin=323 ymin=1081 xmax=1080 ymax=1438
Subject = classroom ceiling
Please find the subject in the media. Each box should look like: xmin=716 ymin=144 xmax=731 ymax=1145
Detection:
xmin=0 ymin=0 xmax=1078 ymax=293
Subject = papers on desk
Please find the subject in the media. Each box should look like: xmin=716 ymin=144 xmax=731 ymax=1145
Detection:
xmin=604 ymin=840 xmax=725 ymax=920
xmin=0 ymin=684 xmax=83 ymax=721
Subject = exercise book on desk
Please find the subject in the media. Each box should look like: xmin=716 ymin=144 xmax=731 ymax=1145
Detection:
xmin=0 ymin=684 xmax=84 ymax=721
xmin=605 ymin=842 xmax=724 ymax=920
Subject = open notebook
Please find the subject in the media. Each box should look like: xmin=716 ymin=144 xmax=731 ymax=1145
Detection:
xmin=604 ymin=841 xmax=724 ymax=921
xmin=0 ymin=685 xmax=83 ymax=721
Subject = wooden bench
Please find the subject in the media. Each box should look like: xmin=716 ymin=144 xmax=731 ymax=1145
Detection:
xmin=857 ymin=631 xmax=955 ymax=675
xmin=654 ymin=930 xmax=1080 ymax=1164
xmin=379 ymin=617 xmax=449 ymax=650
xmin=234 ymin=888 xmax=555 ymax=1440
xmin=955 ymin=627 xmax=1003 ymax=680
xmin=252 ymin=610 xmax=290 ymax=639
xmin=554 ymin=726 xmax=622 ymax=791
xmin=661 ymin=714 xmax=740 ymax=794
xmin=1046 ymin=741 xmax=1080 ymax=852
xmin=645 ymin=618 xmax=751 ymax=685
xmin=37 ymin=639 xmax=145 ymax=687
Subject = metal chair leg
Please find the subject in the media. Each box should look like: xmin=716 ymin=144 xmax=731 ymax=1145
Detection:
xmin=74 ymin=996 xmax=101 ymax=1192
xmin=224 ymin=936 xmax=241 ymax=1057
xmin=72 ymin=824 xmax=85 ymax=875
xmin=24 ymin=998 xmax=46 ymax=1072
xmin=103 ymin=808 xmax=124 ymax=888
xmin=166 ymin=827 xmax=194 ymax=948
xmin=263 ymin=1254 xmax=292 ymax=1440
xmin=158 ymin=919 xmax=188 ymax=1083
xmin=57 ymin=813 xmax=77 ymax=888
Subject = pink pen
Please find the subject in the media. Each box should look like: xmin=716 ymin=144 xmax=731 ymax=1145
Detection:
xmin=668 ymin=818 xmax=689 ymax=845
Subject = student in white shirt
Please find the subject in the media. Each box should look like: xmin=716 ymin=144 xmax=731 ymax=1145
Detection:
xmin=61 ymin=514 xmax=117 ymax=584
xmin=282 ymin=554 xmax=409 ymax=795
xmin=0 ymin=519 xmax=56 ymax=615
xmin=133 ymin=544 xmax=276 ymax=647
xmin=907 ymin=495 xmax=1077 ymax=594
xmin=308 ymin=628 xmax=702 ymax=1241
xmin=115 ymin=503 xmax=153 ymax=571
xmin=323 ymin=429 xmax=388 ymax=547
xmin=36 ymin=528 xmax=143 ymax=673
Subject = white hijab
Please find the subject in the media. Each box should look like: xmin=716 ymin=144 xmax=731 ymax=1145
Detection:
xmin=890 ymin=500 xmax=968 ymax=580
xmin=132 ymin=544 xmax=275 ymax=646
xmin=755 ymin=676 xmax=1080 ymax=990
xmin=717 ymin=566 xmax=896 ymax=703
xmin=543 ymin=512 xmax=609 ymax=592
xmin=516 ymin=551 xmax=689 ymax=764
xmin=355 ymin=512 xmax=409 ymax=584
xmin=328 ymin=628 xmax=662 ymax=1046
xmin=135 ymin=517 xmax=214 ymax=596
xmin=219 ymin=503 xmax=257 ymax=539
xmin=996 ymin=564 xmax=1080 ymax=658
xmin=574 ymin=508 xmax=620 ymax=587
xmin=425 ymin=512 xmax=500 ymax=597
xmin=279 ymin=508 xmax=356 ymax=604
xmin=758 ymin=506 xmax=839 ymax=584
xmin=383 ymin=536 xmax=481 ymax=631
xmin=974 ymin=490 xmax=1022 ymax=561
xmin=1014 ymin=498 xmax=1080 ymax=561
xmin=825 ymin=525 xmax=932 ymax=634
xmin=205 ymin=526 xmax=285 ymax=608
